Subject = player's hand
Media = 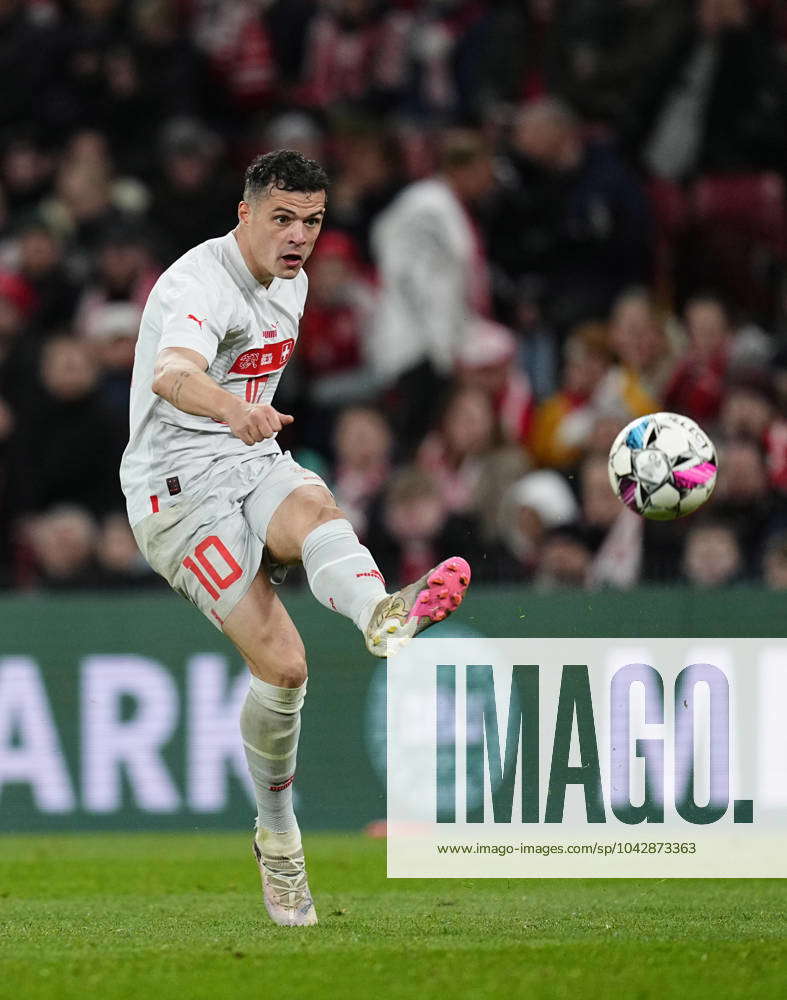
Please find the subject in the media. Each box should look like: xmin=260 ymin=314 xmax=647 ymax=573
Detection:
xmin=227 ymin=402 xmax=294 ymax=445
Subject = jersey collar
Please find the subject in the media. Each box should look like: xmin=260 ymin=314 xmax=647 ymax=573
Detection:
xmin=223 ymin=231 xmax=278 ymax=296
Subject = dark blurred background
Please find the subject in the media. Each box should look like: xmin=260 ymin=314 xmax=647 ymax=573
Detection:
xmin=1 ymin=0 xmax=786 ymax=594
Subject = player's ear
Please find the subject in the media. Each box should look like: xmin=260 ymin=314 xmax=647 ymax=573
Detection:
xmin=238 ymin=200 xmax=251 ymax=225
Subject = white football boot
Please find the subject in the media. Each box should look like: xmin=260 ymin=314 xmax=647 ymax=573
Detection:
xmin=252 ymin=830 xmax=318 ymax=927
xmin=364 ymin=556 xmax=471 ymax=657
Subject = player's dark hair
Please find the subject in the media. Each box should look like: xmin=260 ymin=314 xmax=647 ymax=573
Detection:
xmin=243 ymin=149 xmax=329 ymax=202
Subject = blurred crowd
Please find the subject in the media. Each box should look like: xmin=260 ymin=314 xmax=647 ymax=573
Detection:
xmin=1 ymin=0 xmax=787 ymax=592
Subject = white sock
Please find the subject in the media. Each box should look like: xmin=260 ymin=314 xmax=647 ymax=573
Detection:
xmin=241 ymin=676 xmax=305 ymax=836
xmin=256 ymin=826 xmax=301 ymax=856
xmin=301 ymin=519 xmax=387 ymax=631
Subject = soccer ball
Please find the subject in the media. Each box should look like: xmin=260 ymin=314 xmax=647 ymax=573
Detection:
xmin=607 ymin=412 xmax=717 ymax=521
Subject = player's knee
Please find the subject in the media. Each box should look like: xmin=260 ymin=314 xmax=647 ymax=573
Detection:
xmin=313 ymin=499 xmax=346 ymax=527
xmin=267 ymin=488 xmax=349 ymax=564
xmin=298 ymin=493 xmax=346 ymax=534
xmin=273 ymin=655 xmax=308 ymax=688
xmin=248 ymin=647 xmax=307 ymax=688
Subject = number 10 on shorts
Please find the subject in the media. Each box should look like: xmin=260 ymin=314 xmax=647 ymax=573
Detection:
xmin=183 ymin=536 xmax=243 ymax=600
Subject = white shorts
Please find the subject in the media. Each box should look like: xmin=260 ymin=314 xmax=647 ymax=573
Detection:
xmin=132 ymin=451 xmax=330 ymax=630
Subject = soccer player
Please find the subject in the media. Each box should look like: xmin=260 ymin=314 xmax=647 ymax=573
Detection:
xmin=120 ymin=150 xmax=471 ymax=927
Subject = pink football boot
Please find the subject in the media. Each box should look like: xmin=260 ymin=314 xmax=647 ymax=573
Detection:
xmin=364 ymin=556 xmax=471 ymax=657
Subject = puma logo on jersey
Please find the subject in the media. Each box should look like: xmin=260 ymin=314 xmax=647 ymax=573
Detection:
xmin=262 ymin=329 xmax=277 ymax=340
xmin=187 ymin=314 xmax=206 ymax=329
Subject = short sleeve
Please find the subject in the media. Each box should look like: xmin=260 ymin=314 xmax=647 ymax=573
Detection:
xmin=157 ymin=269 xmax=230 ymax=367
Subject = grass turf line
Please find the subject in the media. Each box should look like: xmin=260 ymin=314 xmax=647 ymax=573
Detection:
xmin=0 ymin=832 xmax=785 ymax=1000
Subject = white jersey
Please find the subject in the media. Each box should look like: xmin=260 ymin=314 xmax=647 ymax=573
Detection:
xmin=120 ymin=231 xmax=307 ymax=526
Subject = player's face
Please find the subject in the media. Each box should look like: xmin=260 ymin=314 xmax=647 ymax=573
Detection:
xmin=237 ymin=187 xmax=326 ymax=286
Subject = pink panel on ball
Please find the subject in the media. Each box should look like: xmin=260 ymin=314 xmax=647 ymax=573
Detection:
xmin=621 ymin=481 xmax=638 ymax=507
xmin=673 ymin=462 xmax=716 ymax=488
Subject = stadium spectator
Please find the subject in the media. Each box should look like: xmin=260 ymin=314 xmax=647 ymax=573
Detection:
xmin=329 ymin=406 xmax=393 ymax=539
xmin=495 ymin=468 xmax=579 ymax=580
xmin=370 ymin=129 xmax=495 ymax=449
xmin=449 ymin=0 xmax=557 ymax=118
xmin=38 ymin=130 xmax=148 ymax=262
xmin=52 ymin=0 xmax=130 ymax=137
xmin=579 ymin=452 xmax=627 ymax=551
xmin=96 ymin=39 xmax=158 ymax=177
xmin=577 ymin=451 xmax=645 ymax=589
xmin=529 ymin=322 xmax=612 ymax=469
xmin=113 ymin=0 xmax=210 ymax=173
xmin=401 ymin=0 xmax=490 ymax=120
xmin=456 ymin=318 xmax=535 ymax=446
xmin=296 ymin=0 xmax=382 ymax=110
xmin=74 ymin=222 xmax=158 ymax=330
xmin=763 ymin=530 xmax=787 ymax=589
xmin=0 ymin=268 xmax=36 ymax=328
xmin=248 ymin=112 xmax=326 ymax=169
xmin=416 ymin=385 xmax=498 ymax=517
xmin=593 ymin=288 xmax=680 ymax=422
xmin=13 ymin=218 xmax=81 ymax=332
xmin=587 ymin=505 xmax=644 ymax=590
xmin=0 ymin=3 xmax=61 ymax=135
xmin=718 ymin=373 xmax=777 ymax=443
xmin=365 ymin=462 xmax=488 ymax=587
xmin=10 ymin=335 xmax=123 ymax=518
xmin=681 ymin=520 xmax=743 ymax=587
xmin=264 ymin=1 xmax=321 ymax=97
xmin=188 ymin=0 xmax=278 ymax=111
xmin=630 ymin=0 xmax=787 ymax=180
xmin=0 ymin=269 xmax=38 ymax=414
xmin=81 ymin=300 xmax=142 ymax=423
xmin=472 ymin=443 xmax=531 ymax=565
xmin=548 ymin=0 xmax=689 ymax=127
xmin=364 ymin=466 xmax=456 ymax=588
xmin=25 ymin=504 xmax=99 ymax=591
xmin=534 ymin=524 xmax=592 ymax=590
xmin=148 ymin=118 xmax=237 ymax=265
xmin=94 ymin=511 xmax=164 ymax=588
xmin=392 ymin=323 xmax=535 ymax=552
xmin=326 ymin=125 xmax=404 ymax=263
xmin=488 ymin=96 xmax=652 ymax=331
xmin=663 ymin=293 xmax=732 ymax=425
xmin=0 ymin=132 xmax=56 ymax=229
xmin=295 ymin=230 xmax=378 ymax=454
xmin=509 ymin=277 xmax=559 ymax=402
xmin=712 ymin=437 xmax=787 ymax=576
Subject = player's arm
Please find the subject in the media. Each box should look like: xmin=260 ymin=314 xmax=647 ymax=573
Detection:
xmin=152 ymin=346 xmax=293 ymax=445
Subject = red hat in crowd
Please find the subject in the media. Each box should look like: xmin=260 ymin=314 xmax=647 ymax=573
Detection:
xmin=0 ymin=271 xmax=36 ymax=317
xmin=311 ymin=230 xmax=360 ymax=265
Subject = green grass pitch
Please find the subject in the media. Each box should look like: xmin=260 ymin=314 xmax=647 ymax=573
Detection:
xmin=1 ymin=833 xmax=785 ymax=1000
